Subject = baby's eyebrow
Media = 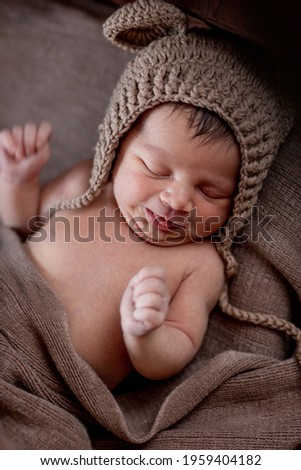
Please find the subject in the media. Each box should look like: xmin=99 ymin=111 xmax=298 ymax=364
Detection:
xmin=203 ymin=179 xmax=237 ymax=195
xmin=140 ymin=142 xmax=170 ymax=161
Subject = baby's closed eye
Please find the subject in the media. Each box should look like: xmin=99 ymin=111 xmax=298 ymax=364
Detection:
xmin=198 ymin=184 xmax=234 ymax=200
xmin=141 ymin=158 xmax=170 ymax=178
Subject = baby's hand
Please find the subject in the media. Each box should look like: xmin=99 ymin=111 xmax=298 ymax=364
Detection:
xmin=0 ymin=122 xmax=52 ymax=185
xmin=120 ymin=266 xmax=170 ymax=336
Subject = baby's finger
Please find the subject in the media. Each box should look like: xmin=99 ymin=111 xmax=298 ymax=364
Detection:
xmin=134 ymin=292 xmax=166 ymax=311
xmin=133 ymin=307 xmax=165 ymax=329
xmin=133 ymin=277 xmax=167 ymax=300
xmin=34 ymin=142 xmax=50 ymax=168
xmin=36 ymin=121 xmax=52 ymax=149
xmin=24 ymin=122 xmax=38 ymax=156
xmin=12 ymin=126 xmax=25 ymax=160
xmin=0 ymin=129 xmax=16 ymax=156
xmin=130 ymin=266 xmax=166 ymax=287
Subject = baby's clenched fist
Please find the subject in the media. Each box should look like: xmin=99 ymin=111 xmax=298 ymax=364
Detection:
xmin=120 ymin=266 xmax=170 ymax=337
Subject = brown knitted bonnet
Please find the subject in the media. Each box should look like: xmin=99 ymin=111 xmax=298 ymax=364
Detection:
xmin=56 ymin=0 xmax=301 ymax=361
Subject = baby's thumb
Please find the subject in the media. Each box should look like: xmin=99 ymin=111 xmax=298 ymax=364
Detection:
xmin=120 ymin=282 xmax=135 ymax=324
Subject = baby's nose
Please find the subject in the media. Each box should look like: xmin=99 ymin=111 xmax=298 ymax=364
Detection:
xmin=160 ymin=185 xmax=193 ymax=212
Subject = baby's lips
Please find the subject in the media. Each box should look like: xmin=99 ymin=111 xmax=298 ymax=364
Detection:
xmin=149 ymin=208 xmax=188 ymax=227
xmin=168 ymin=215 xmax=188 ymax=227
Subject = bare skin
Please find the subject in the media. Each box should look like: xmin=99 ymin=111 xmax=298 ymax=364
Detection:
xmin=0 ymin=104 xmax=240 ymax=389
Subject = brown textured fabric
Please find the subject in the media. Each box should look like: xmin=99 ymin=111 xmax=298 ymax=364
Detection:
xmin=1 ymin=126 xmax=301 ymax=449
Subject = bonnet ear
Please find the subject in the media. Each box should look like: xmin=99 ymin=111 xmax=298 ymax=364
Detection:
xmin=103 ymin=0 xmax=188 ymax=53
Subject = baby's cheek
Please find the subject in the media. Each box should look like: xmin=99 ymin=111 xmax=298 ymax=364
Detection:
xmin=215 ymin=203 xmax=233 ymax=230
xmin=201 ymin=201 xmax=233 ymax=234
xmin=127 ymin=172 xmax=152 ymax=202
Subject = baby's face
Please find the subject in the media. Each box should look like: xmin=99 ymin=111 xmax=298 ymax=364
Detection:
xmin=112 ymin=104 xmax=240 ymax=246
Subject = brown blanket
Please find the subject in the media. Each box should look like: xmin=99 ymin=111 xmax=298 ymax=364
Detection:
xmin=1 ymin=124 xmax=301 ymax=450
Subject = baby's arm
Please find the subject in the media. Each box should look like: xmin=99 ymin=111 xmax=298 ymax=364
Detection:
xmin=0 ymin=122 xmax=92 ymax=235
xmin=120 ymin=246 xmax=225 ymax=380
xmin=0 ymin=122 xmax=52 ymax=232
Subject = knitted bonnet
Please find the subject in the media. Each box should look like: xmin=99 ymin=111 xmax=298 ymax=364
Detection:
xmin=56 ymin=0 xmax=300 ymax=361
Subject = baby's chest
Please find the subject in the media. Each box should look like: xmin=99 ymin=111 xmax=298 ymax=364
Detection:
xmin=73 ymin=236 xmax=186 ymax=302
xmin=26 ymin=228 xmax=189 ymax=315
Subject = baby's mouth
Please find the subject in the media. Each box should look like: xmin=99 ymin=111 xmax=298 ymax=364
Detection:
xmin=145 ymin=208 xmax=188 ymax=233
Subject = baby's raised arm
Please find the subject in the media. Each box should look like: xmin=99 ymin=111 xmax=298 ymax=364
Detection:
xmin=120 ymin=243 xmax=225 ymax=380
xmin=0 ymin=122 xmax=52 ymax=232
xmin=0 ymin=122 xmax=92 ymax=235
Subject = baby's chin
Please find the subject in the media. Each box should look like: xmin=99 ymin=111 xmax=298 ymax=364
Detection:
xmin=130 ymin=226 xmax=205 ymax=247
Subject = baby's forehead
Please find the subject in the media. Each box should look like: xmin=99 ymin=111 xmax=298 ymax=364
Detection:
xmin=136 ymin=102 xmax=238 ymax=149
xmin=127 ymin=104 xmax=241 ymax=183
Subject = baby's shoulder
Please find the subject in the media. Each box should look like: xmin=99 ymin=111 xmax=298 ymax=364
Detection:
xmin=183 ymin=238 xmax=222 ymax=264
xmin=179 ymin=239 xmax=225 ymax=285
xmin=177 ymin=241 xmax=226 ymax=308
